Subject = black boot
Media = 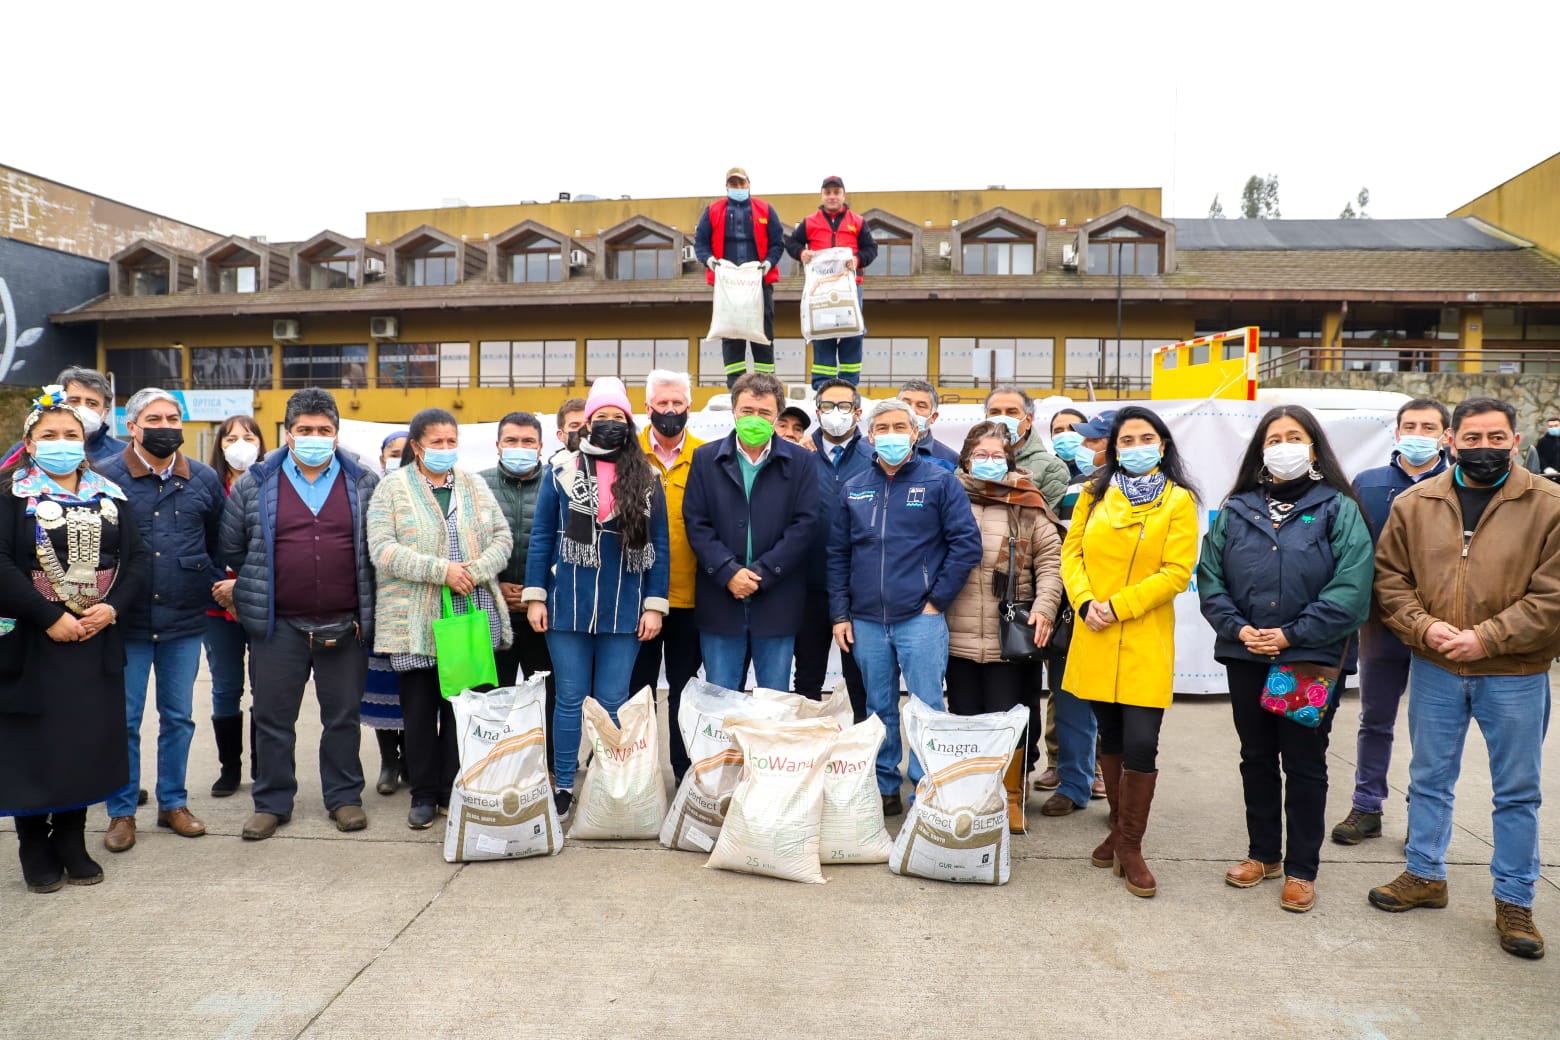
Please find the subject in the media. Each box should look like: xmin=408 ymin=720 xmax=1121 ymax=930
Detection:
xmin=376 ymin=729 xmax=403 ymax=796
xmin=211 ymin=715 xmax=244 ymax=797
xmin=15 ymin=814 xmax=63 ymax=894
xmin=47 ymin=809 xmax=102 ymax=886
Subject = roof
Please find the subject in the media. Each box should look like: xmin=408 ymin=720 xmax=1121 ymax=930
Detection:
xmin=1173 ymin=218 xmax=1518 ymax=251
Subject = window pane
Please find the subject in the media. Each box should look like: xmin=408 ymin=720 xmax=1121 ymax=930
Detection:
xmin=889 ymin=245 xmax=911 ymax=276
xmin=634 ymin=249 xmax=656 ymax=281
xmin=107 ymin=347 xmax=183 ymax=389
xmin=1088 ymin=243 xmax=1110 ymax=275
xmin=378 ymin=343 xmax=438 ymax=388
xmin=993 ymin=243 xmax=1011 ymax=276
xmin=653 ymin=339 xmax=688 ymax=371
xmin=545 ymin=340 xmax=576 ymax=382
xmin=620 ymin=339 xmax=654 ymax=378
xmin=1015 ymin=338 xmax=1055 ymax=385
xmin=613 ymin=250 xmax=634 ymax=280
xmin=974 ymin=224 xmax=1019 ymax=240
xmin=658 ymin=250 xmax=676 ymax=279
xmin=889 ymin=338 xmax=928 ymax=380
xmin=962 ymin=244 xmax=984 ymax=274
xmin=511 ymin=341 xmax=544 ymax=385
xmin=548 ymin=254 xmax=563 ymax=281
xmin=1012 ymin=243 xmax=1034 ymax=275
xmin=860 ymin=338 xmax=892 ymax=381
xmin=191 ymin=346 xmax=272 ymax=389
xmin=586 ymin=339 xmax=618 ymax=378
xmin=479 ymin=340 xmax=512 ymax=387
xmin=939 ymin=337 xmax=975 ymax=385
xmin=1139 ymin=243 xmax=1160 ymax=275
xmin=1065 ymin=338 xmax=1103 ymax=384
xmin=439 ymin=342 xmax=470 ymax=387
xmin=282 ymin=344 xmax=368 ymax=388
xmin=131 ymin=266 xmax=169 ymax=296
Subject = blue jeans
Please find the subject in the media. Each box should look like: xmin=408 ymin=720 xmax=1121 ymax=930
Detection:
xmin=1405 ymin=657 xmax=1551 ymax=907
xmin=851 ymin=612 xmax=949 ymax=795
xmin=204 ymin=614 xmax=250 ymax=719
xmin=1052 ymin=686 xmax=1100 ymax=807
xmin=700 ymin=631 xmax=795 ymax=691
xmin=544 ymin=631 xmax=642 ymax=790
xmin=107 ymin=635 xmax=203 ymax=817
xmin=1351 ymin=619 xmax=1412 ymax=815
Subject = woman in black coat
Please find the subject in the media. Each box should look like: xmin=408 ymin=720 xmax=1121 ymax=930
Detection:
xmin=0 ymin=389 xmax=147 ymax=893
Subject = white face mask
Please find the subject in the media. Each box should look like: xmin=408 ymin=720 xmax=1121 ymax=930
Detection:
xmin=223 ymin=439 xmax=260 ymax=472
xmin=819 ymin=410 xmax=856 ymax=438
xmin=79 ymin=408 xmax=104 ymax=437
xmin=1263 ymin=442 xmax=1314 ymax=481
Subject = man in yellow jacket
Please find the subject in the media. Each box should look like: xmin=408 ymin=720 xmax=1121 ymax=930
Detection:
xmin=629 ymin=370 xmax=704 ymax=783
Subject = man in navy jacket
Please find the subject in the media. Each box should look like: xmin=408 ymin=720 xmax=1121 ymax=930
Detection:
xmin=1332 ymin=397 xmax=1451 ymax=846
xmin=683 ymin=372 xmax=818 ymax=690
xmin=793 ymin=379 xmax=875 ymax=718
xmin=828 ymin=398 xmax=982 ymax=815
xmin=96 ymin=388 xmax=227 ymax=851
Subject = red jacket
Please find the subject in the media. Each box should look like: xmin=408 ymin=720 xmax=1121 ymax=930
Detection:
xmin=800 ymin=207 xmax=867 ymax=284
xmin=706 ymin=197 xmax=780 ymax=285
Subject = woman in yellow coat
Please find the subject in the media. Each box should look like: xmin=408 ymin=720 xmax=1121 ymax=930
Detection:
xmin=1061 ymin=406 xmax=1200 ymax=899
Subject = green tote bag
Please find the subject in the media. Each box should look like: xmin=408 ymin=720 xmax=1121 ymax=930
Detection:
xmin=432 ymin=586 xmax=499 ymax=700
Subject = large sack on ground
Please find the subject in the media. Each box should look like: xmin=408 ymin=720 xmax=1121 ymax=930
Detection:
xmin=660 ymin=679 xmax=791 ymax=852
xmin=754 ymin=682 xmax=854 ymax=730
xmin=819 ymin=715 xmax=892 ymax=864
xmin=706 ymin=717 xmax=840 ymax=884
xmin=706 ymin=261 xmax=769 ymax=344
xmin=800 ymin=247 xmax=864 ymax=341
xmin=444 ymin=675 xmax=563 ymax=862
xmin=569 ymin=687 xmax=666 ymax=840
xmin=889 ymin=700 xmax=1027 ymax=884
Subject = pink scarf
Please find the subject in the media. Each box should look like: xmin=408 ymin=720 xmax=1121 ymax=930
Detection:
xmin=595 ymin=460 xmax=616 ymax=521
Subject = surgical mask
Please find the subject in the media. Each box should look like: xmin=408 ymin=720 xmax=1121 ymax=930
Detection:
xmin=734 ymin=416 xmax=774 ymax=448
xmin=384 ymin=457 xmax=402 ymax=472
xmin=990 ymin=415 xmax=1022 ymax=443
xmin=1548 ymin=427 xmax=1560 ymax=438
xmin=907 ymin=412 xmax=927 ymax=434
xmin=32 ymin=439 xmax=85 ymax=476
xmin=138 ymin=427 xmax=184 ymax=458
xmin=819 ymin=410 xmax=856 ymax=438
xmin=588 ymin=419 xmax=630 ymax=452
xmin=1118 ymin=445 xmax=1163 ymax=476
xmin=874 ymin=433 xmax=912 ymax=467
xmin=1263 ymin=442 xmax=1314 ymax=482
xmin=223 ymin=440 xmax=259 ymax=472
xmin=421 ymin=447 xmax=459 ymax=474
xmin=970 ymin=458 xmax=1009 ymax=482
xmin=727 ymin=188 xmax=750 ymax=203
xmin=649 ymin=408 xmax=689 ymax=439
xmin=1395 ymin=435 xmax=1441 ymax=466
xmin=1050 ymin=430 xmax=1084 ymax=461
xmin=501 ymin=447 xmax=539 ymax=473
xmin=291 ymin=436 xmax=336 ymax=468
xmin=1075 ymin=449 xmax=1101 ymax=477
xmin=79 ymin=409 xmax=104 ymax=437
xmin=1456 ymin=447 xmax=1512 ymax=486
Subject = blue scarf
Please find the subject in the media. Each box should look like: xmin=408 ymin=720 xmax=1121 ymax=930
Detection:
xmin=1114 ymin=469 xmax=1167 ymax=506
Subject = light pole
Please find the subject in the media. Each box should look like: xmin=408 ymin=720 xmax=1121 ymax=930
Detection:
xmin=1114 ymin=241 xmax=1124 ymax=393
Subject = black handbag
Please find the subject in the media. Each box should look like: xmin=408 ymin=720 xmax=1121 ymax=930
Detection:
xmin=998 ymin=531 xmax=1041 ymax=662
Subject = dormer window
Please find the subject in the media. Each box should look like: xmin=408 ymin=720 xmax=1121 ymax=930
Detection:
xmin=218 ymin=263 xmax=257 ymax=294
xmin=309 ymin=247 xmax=358 ymax=290
xmin=864 ymin=223 xmax=912 ymax=276
xmin=612 ymin=229 xmax=676 ymax=280
xmin=508 ymin=235 xmax=564 ymax=283
xmin=405 ymin=242 xmax=458 ymax=287
xmin=129 ymin=261 xmax=170 ymax=296
xmin=1087 ymin=225 xmax=1162 ymax=275
xmin=962 ymin=223 xmax=1035 ymax=275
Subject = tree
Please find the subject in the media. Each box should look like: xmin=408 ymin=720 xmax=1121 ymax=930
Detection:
xmin=1208 ymin=194 xmax=1225 ymax=219
xmin=1240 ymin=174 xmax=1281 ymax=219
xmin=1340 ymin=187 xmax=1371 ymax=219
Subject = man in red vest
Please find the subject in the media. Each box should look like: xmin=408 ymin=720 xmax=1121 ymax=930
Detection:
xmin=786 ymin=175 xmax=877 ymax=389
xmin=694 ymin=167 xmax=786 ymax=389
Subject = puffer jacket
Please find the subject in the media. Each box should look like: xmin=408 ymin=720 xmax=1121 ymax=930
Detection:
xmin=945 ymin=471 xmax=1063 ymax=664
xmin=219 ymin=447 xmax=379 ymax=643
xmin=480 ymin=462 xmax=544 ymax=587
xmin=1013 ymin=430 xmax=1072 ymax=513
xmin=95 ymin=446 xmax=226 ymax=641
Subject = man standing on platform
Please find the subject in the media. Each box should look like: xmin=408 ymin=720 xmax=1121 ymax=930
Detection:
xmin=694 ymin=167 xmax=785 ymax=389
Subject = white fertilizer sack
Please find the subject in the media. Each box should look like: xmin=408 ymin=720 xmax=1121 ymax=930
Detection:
xmin=444 ymin=675 xmax=563 ymax=862
xmin=706 ymin=260 xmax=769 ymax=345
xmin=888 ymin=700 xmax=1027 ymax=885
xmin=659 ymin=679 xmax=791 ymax=852
xmin=569 ymin=687 xmax=666 ymax=840
xmin=818 ymin=715 xmax=892 ymax=864
xmin=706 ymin=717 xmax=840 ymax=884
xmin=753 ymin=682 xmax=854 ymax=730
xmin=799 ymin=247 xmax=864 ymax=341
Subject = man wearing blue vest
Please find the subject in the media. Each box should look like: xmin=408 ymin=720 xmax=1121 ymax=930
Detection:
xmin=694 ymin=167 xmax=786 ymax=389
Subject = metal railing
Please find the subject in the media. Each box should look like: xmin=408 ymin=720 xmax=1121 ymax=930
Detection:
xmin=1258 ymin=345 xmax=1560 ymax=382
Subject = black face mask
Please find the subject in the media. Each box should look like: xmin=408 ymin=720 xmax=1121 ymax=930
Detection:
xmin=139 ymin=427 xmax=185 ymax=458
xmin=588 ymin=419 xmax=630 ymax=451
xmin=1456 ymin=446 xmax=1512 ymax=486
xmin=648 ymin=408 xmax=689 ymax=439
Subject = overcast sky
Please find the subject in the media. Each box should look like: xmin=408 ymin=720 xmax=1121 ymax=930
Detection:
xmin=10 ymin=0 xmax=1556 ymax=241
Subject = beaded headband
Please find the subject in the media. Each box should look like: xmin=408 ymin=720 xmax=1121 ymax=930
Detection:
xmin=23 ymin=384 xmax=89 ymax=437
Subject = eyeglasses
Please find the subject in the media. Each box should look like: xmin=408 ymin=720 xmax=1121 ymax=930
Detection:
xmin=969 ymin=452 xmax=1007 ymax=463
xmin=816 ymin=402 xmax=856 ymax=414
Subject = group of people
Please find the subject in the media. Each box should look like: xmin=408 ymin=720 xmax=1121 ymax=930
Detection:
xmin=0 ymin=362 xmax=1551 ymax=962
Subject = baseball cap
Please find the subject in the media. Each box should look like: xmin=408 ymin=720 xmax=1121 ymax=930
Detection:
xmin=779 ymin=406 xmax=812 ymax=430
xmin=821 ymin=175 xmax=845 ymax=190
xmin=1070 ymin=410 xmax=1118 ymax=439
xmin=726 ymin=167 xmax=749 ymax=183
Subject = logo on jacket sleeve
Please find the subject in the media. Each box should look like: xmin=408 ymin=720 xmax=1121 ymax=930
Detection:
xmin=847 ymin=489 xmax=876 ymax=502
xmin=907 ymin=487 xmax=926 ymax=508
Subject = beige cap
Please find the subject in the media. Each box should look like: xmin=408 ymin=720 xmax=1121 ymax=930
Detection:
xmin=725 ymin=167 xmax=749 ymax=183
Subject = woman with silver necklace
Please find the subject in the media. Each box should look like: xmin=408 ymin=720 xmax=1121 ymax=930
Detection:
xmin=0 ymin=387 xmax=148 ymax=894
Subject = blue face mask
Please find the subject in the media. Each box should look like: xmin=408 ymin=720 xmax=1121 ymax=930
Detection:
xmin=910 ymin=413 xmax=927 ymax=434
xmin=727 ymin=188 xmax=750 ymax=203
xmin=1050 ymin=430 xmax=1084 ymax=461
xmin=1075 ymin=448 xmax=1101 ymax=476
xmin=1117 ymin=445 xmax=1163 ymax=476
xmin=874 ymin=433 xmax=912 ymax=467
xmin=501 ymin=447 xmax=540 ymax=473
xmin=1548 ymin=427 xmax=1560 ymax=438
xmin=383 ymin=457 xmax=401 ymax=472
xmin=970 ymin=458 xmax=1009 ymax=482
xmin=1395 ymin=435 xmax=1441 ymax=466
xmin=421 ymin=447 xmax=459 ymax=474
xmin=991 ymin=415 xmax=1022 ymax=442
xmin=291 ymin=436 xmax=335 ymax=468
xmin=32 ymin=439 xmax=85 ymax=476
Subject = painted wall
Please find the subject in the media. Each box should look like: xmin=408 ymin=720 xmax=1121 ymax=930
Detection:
xmin=2 ymin=166 xmax=222 ymax=261
xmin=1450 ymin=152 xmax=1560 ymax=256
xmin=0 ymin=237 xmax=104 ymax=386
xmin=365 ymin=187 xmax=1163 ymax=245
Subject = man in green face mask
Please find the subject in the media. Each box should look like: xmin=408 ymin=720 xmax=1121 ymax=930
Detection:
xmin=682 ymin=372 xmax=820 ymax=691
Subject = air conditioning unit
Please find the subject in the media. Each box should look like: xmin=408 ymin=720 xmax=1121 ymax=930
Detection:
xmin=370 ymin=316 xmax=398 ymax=340
xmin=680 ymin=244 xmax=697 ymax=263
xmin=1061 ymin=243 xmax=1080 ymax=271
xmin=273 ymin=319 xmax=300 ymax=341
xmin=569 ymin=249 xmax=589 ymax=267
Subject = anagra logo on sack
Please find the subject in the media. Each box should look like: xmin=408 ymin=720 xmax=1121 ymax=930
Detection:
xmin=701 ymin=722 xmax=728 ymax=742
xmin=824 ymin=758 xmax=870 ymax=775
xmin=925 ymin=735 xmax=979 ymax=755
xmin=593 ymin=737 xmax=650 ymax=762
xmin=748 ymin=754 xmax=815 ymax=773
xmin=472 ymin=722 xmax=511 ymax=742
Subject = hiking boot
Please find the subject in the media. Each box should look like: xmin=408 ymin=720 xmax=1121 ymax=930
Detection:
xmin=1368 ymin=871 xmax=1448 ymax=912
xmin=1495 ymin=900 xmax=1545 ymax=960
xmin=1281 ymin=877 xmax=1316 ymax=913
xmin=1225 ymin=858 xmax=1283 ymax=888
xmin=242 ymin=812 xmax=289 ymax=841
xmin=1040 ymin=793 xmax=1084 ymax=817
xmin=1032 ymin=767 xmax=1060 ymax=792
xmin=330 ymin=805 xmax=368 ymax=832
xmin=1331 ymin=808 xmax=1382 ymax=846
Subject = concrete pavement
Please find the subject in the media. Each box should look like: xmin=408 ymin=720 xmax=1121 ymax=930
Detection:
xmin=1 ymin=670 xmax=1554 ymax=1040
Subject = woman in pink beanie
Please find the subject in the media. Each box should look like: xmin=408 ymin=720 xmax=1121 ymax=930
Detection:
xmin=521 ymin=377 xmax=670 ymax=817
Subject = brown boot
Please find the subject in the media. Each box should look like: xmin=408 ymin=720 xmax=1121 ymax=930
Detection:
xmin=1113 ymin=769 xmax=1158 ymax=898
xmin=1090 ymin=753 xmax=1124 ymax=868
xmin=1003 ymin=750 xmax=1026 ymax=834
xmin=1495 ymin=900 xmax=1545 ymax=960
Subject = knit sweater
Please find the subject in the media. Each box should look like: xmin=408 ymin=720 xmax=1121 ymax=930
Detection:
xmin=367 ymin=465 xmax=514 ymax=657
